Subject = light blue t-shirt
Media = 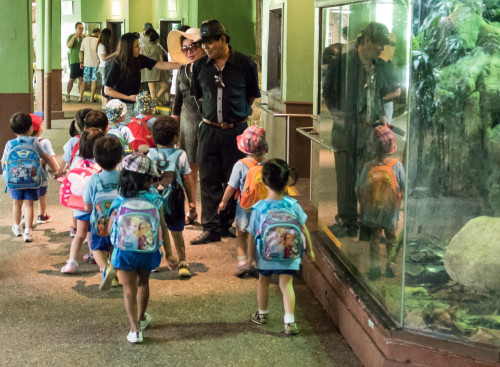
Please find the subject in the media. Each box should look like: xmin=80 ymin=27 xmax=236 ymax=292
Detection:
xmin=62 ymin=136 xmax=80 ymax=163
xmin=247 ymin=198 xmax=308 ymax=271
xmin=147 ymin=148 xmax=191 ymax=177
xmin=82 ymin=170 xmax=120 ymax=206
xmin=228 ymin=160 xmax=251 ymax=192
xmin=38 ymin=137 xmax=56 ymax=187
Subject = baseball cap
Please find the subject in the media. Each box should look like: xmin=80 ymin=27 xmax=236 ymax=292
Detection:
xmin=200 ymin=20 xmax=226 ymax=40
xmin=362 ymin=22 xmax=391 ymax=46
xmin=373 ymin=125 xmax=397 ymax=154
xmin=121 ymin=153 xmax=161 ymax=177
xmin=237 ymin=125 xmax=268 ymax=155
xmin=30 ymin=114 xmax=42 ymax=132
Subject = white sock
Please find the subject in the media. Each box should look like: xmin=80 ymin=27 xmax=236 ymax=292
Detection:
xmin=259 ymin=309 xmax=268 ymax=315
xmin=237 ymin=256 xmax=247 ymax=266
xmin=284 ymin=313 xmax=295 ymax=324
xmin=24 ymin=228 xmax=32 ymax=234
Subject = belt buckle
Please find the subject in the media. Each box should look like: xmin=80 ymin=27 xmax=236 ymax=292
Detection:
xmin=221 ymin=122 xmax=231 ymax=129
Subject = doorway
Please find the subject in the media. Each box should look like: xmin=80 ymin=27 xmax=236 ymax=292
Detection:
xmin=106 ymin=20 xmax=124 ymax=50
xmin=159 ymin=20 xmax=181 ymax=52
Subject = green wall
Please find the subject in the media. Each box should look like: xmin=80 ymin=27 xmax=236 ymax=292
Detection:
xmin=81 ymin=0 xmax=130 ymax=32
xmin=152 ymin=0 xmax=198 ymax=30
xmin=35 ymin=0 xmax=61 ymax=70
xmin=130 ymin=0 xmax=153 ymax=33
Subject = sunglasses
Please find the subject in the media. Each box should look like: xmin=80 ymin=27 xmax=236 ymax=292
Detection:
xmin=214 ymin=71 xmax=225 ymax=88
xmin=181 ymin=42 xmax=200 ymax=54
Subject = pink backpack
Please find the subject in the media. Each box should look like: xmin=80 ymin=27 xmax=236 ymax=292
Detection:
xmin=59 ymin=159 xmax=100 ymax=210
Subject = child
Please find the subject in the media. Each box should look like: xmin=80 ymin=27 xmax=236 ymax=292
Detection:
xmin=219 ymin=125 xmax=268 ymax=277
xmin=61 ymin=128 xmax=106 ymax=273
xmin=148 ymin=117 xmax=194 ymax=278
xmin=105 ymin=99 xmax=135 ymax=151
xmin=246 ymin=159 xmax=315 ymax=335
xmin=82 ymin=136 xmax=123 ymax=287
xmin=106 ymin=153 xmax=178 ymax=343
xmin=2 ymin=112 xmax=59 ymax=242
xmin=357 ymin=125 xmax=404 ymax=280
xmin=128 ymin=91 xmax=156 ymax=152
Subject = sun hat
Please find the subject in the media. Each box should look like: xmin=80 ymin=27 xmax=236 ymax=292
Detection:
xmin=167 ymin=27 xmax=201 ymax=65
xmin=121 ymin=153 xmax=161 ymax=177
xmin=29 ymin=114 xmax=42 ymax=132
xmin=237 ymin=125 xmax=268 ymax=155
xmin=106 ymin=99 xmax=127 ymax=124
xmin=135 ymin=91 xmax=156 ymax=114
xmin=373 ymin=125 xmax=397 ymax=154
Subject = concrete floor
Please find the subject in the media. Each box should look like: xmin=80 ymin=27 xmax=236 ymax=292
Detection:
xmin=0 ymin=116 xmax=362 ymax=367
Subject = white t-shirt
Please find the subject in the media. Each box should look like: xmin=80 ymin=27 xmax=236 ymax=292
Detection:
xmin=80 ymin=37 xmax=99 ymax=67
xmin=168 ymin=52 xmax=178 ymax=95
xmin=97 ymin=43 xmax=107 ymax=68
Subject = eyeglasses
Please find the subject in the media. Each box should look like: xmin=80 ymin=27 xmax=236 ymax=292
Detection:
xmin=214 ymin=71 xmax=225 ymax=88
xmin=181 ymin=43 xmax=200 ymax=54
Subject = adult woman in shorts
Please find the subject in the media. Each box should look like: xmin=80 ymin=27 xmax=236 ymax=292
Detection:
xmin=96 ymin=28 xmax=114 ymax=107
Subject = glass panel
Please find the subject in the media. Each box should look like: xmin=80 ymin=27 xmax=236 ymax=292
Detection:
xmin=404 ymin=0 xmax=500 ymax=347
xmin=316 ymin=0 xmax=410 ymax=324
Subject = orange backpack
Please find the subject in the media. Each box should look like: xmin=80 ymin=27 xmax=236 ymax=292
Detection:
xmin=239 ymin=157 xmax=268 ymax=210
xmin=360 ymin=158 xmax=401 ymax=209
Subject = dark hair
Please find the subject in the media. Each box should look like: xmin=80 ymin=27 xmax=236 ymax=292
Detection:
xmin=179 ymin=25 xmax=190 ymax=32
xmin=9 ymin=112 xmax=32 ymax=135
xmin=116 ymin=33 xmax=139 ymax=77
xmin=92 ymin=28 xmax=101 ymax=34
xmin=144 ymin=22 xmax=153 ymax=30
xmin=262 ymin=159 xmax=298 ymax=193
xmin=149 ymin=30 xmax=159 ymax=43
xmin=96 ymin=28 xmax=113 ymax=55
xmin=93 ymin=136 xmax=122 ymax=170
xmin=151 ymin=116 xmax=178 ymax=146
xmin=145 ymin=27 xmax=154 ymax=37
xmin=119 ymin=169 xmax=153 ymax=198
xmin=69 ymin=108 xmax=93 ymax=137
xmin=75 ymin=22 xmax=83 ymax=28
xmin=79 ymin=128 xmax=105 ymax=159
xmin=84 ymin=110 xmax=108 ymax=130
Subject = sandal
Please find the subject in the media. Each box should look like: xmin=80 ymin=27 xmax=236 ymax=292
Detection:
xmin=185 ymin=212 xmax=198 ymax=225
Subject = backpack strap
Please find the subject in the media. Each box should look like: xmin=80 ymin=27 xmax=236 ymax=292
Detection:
xmin=161 ymin=149 xmax=184 ymax=186
xmin=239 ymin=157 xmax=257 ymax=168
xmin=383 ymin=158 xmax=398 ymax=169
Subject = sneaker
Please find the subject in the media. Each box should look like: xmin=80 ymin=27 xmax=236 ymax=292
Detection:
xmin=178 ymin=261 xmax=192 ymax=278
xmin=61 ymin=259 xmax=78 ymax=274
xmin=37 ymin=213 xmax=52 ymax=224
xmin=126 ymin=330 xmax=143 ymax=343
xmin=65 ymin=95 xmax=70 ymax=102
xmin=236 ymin=263 xmax=250 ymax=278
xmin=12 ymin=224 xmax=22 ymax=237
xmin=111 ymin=276 xmax=120 ymax=287
xmin=69 ymin=226 xmax=77 ymax=237
xmin=23 ymin=229 xmax=33 ymax=243
xmin=139 ymin=313 xmax=152 ymax=331
xmin=250 ymin=311 xmax=268 ymax=325
xmin=284 ymin=322 xmax=299 ymax=335
xmin=83 ymin=253 xmax=96 ymax=264
xmin=99 ymin=265 xmax=116 ymax=291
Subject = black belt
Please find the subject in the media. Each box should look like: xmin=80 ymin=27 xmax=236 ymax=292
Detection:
xmin=203 ymin=118 xmax=246 ymax=130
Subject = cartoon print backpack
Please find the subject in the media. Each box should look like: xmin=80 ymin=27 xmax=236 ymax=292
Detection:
xmin=4 ymin=138 xmax=42 ymax=191
xmin=359 ymin=158 xmax=401 ymax=210
xmin=90 ymin=176 xmax=119 ymax=237
xmin=128 ymin=116 xmax=155 ymax=151
xmin=150 ymin=149 xmax=185 ymax=221
xmin=239 ymin=157 xmax=268 ymax=210
xmin=255 ymin=197 xmax=305 ymax=261
xmin=59 ymin=159 xmax=100 ymax=210
xmin=111 ymin=197 xmax=161 ymax=253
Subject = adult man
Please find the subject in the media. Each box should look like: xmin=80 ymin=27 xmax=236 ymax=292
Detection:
xmin=376 ymin=32 xmax=401 ymax=124
xmin=323 ymin=22 xmax=392 ymax=238
xmin=66 ymin=22 xmax=86 ymax=102
xmin=190 ymin=20 xmax=260 ymax=244
xmin=80 ymin=28 xmax=100 ymax=102
xmin=139 ymin=22 xmax=153 ymax=49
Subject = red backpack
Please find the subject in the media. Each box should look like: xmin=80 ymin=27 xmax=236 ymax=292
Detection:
xmin=239 ymin=157 xmax=268 ymax=210
xmin=128 ymin=116 xmax=155 ymax=151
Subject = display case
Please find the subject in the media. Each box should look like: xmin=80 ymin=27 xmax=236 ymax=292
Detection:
xmin=302 ymin=0 xmax=500 ymax=363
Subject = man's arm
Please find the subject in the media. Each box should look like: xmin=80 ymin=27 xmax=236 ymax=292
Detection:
xmin=79 ymin=51 xmax=84 ymax=69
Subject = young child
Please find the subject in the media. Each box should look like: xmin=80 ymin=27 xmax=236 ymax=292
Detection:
xmin=61 ymin=128 xmax=106 ymax=273
xmin=2 ymin=112 xmax=58 ymax=242
xmin=219 ymin=125 xmax=268 ymax=277
xmin=246 ymin=159 xmax=315 ymax=335
xmin=105 ymin=99 xmax=135 ymax=151
xmin=148 ymin=117 xmax=194 ymax=278
xmin=128 ymin=91 xmax=156 ymax=152
xmin=82 ymin=136 xmax=123 ymax=287
xmin=357 ymin=125 xmax=404 ymax=280
xmin=106 ymin=153 xmax=178 ymax=343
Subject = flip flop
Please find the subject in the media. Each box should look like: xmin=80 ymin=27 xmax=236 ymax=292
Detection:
xmin=185 ymin=212 xmax=198 ymax=225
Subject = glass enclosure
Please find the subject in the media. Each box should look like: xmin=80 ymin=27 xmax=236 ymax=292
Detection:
xmin=314 ymin=0 xmax=500 ymax=348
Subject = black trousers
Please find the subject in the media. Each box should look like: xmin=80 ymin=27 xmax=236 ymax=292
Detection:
xmin=197 ymin=122 xmax=247 ymax=233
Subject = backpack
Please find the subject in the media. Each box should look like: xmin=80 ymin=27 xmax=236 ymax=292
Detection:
xmin=239 ymin=157 xmax=268 ymax=210
xmin=111 ymin=197 xmax=161 ymax=253
xmin=128 ymin=116 xmax=155 ymax=151
xmin=69 ymin=136 xmax=80 ymax=165
xmin=254 ymin=197 xmax=305 ymax=261
xmin=90 ymin=176 xmax=119 ymax=237
xmin=150 ymin=149 xmax=185 ymax=221
xmin=359 ymin=158 xmax=401 ymax=210
xmin=4 ymin=138 xmax=42 ymax=191
xmin=59 ymin=159 xmax=100 ymax=210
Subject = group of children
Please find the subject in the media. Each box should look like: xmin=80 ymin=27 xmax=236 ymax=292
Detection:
xmin=2 ymin=97 xmax=402 ymax=343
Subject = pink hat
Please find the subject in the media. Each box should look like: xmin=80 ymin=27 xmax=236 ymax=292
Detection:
xmin=237 ymin=125 xmax=268 ymax=155
xmin=373 ymin=125 xmax=397 ymax=154
xmin=30 ymin=114 xmax=42 ymax=132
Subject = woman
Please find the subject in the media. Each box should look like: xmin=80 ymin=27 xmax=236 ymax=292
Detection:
xmin=140 ymin=30 xmax=169 ymax=102
xmin=168 ymin=28 xmax=205 ymax=224
xmin=96 ymin=28 xmax=114 ymax=107
xmin=104 ymin=33 xmax=180 ymax=125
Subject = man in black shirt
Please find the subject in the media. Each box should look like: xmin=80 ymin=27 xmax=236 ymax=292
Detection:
xmin=190 ymin=20 xmax=260 ymax=244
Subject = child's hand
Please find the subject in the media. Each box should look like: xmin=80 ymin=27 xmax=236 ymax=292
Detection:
xmin=166 ymin=254 xmax=178 ymax=270
xmin=218 ymin=201 xmax=227 ymax=214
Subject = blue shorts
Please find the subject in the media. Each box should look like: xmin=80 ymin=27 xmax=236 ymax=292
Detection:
xmin=83 ymin=66 xmax=99 ymax=82
xmin=10 ymin=188 xmax=39 ymax=201
xmin=258 ymin=269 xmax=297 ymax=277
xmin=235 ymin=203 xmax=250 ymax=231
xmin=166 ymin=216 xmax=185 ymax=232
xmin=37 ymin=186 xmax=48 ymax=197
xmin=90 ymin=230 xmax=112 ymax=252
xmin=74 ymin=213 xmax=91 ymax=222
xmin=111 ymin=248 xmax=161 ymax=272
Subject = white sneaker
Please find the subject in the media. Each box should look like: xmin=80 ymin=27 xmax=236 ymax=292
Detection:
xmin=127 ymin=330 xmax=143 ymax=343
xmin=23 ymin=229 xmax=33 ymax=243
xmin=139 ymin=313 xmax=152 ymax=331
xmin=61 ymin=259 xmax=78 ymax=274
xmin=12 ymin=225 xmax=22 ymax=237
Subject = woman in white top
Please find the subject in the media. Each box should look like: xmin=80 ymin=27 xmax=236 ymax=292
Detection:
xmin=96 ymin=28 xmax=114 ymax=106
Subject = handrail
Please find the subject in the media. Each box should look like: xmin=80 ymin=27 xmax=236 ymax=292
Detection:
xmin=296 ymin=127 xmax=335 ymax=152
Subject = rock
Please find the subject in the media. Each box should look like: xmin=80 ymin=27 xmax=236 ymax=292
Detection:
xmin=444 ymin=216 xmax=500 ymax=292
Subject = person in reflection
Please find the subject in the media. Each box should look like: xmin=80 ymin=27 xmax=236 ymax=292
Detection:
xmin=357 ymin=126 xmax=404 ymax=280
xmin=376 ymin=32 xmax=401 ymax=124
xmin=323 ymin=22 xmax=393 ymax=238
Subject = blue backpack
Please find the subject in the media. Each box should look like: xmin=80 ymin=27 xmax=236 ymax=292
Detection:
xmin=4 ymin=138 xmax=42 ymax=191
xmin=254 ymin=197 xmax=305 ymax=261
xmin=90 ymin=176 xmax=119 ymax=237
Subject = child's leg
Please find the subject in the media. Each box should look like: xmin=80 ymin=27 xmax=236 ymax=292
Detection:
xmin=137 ymin=270 xmax=151 ymax=323
xmin=69 ymin=220 xmax=89 ymax=261
xmin=279 ymin=274 xmax=295 ymax=317
xmin=23 ymin=200 xmax=34 ymax=230
xmin=13 ymin=199 xmax=23 ymax=225
xmin=93 ymin=250 xmax=108 ymax=272
xmin=384 ymin=228 xmax=397 ymax=277
xmin=119 ymin=270 xmax=140 ymax=332
xmin=368 ymin=227 xmax=383 ymax=280
xmin=171 ymin=231 xmax=186 ymax=262
xmin=236 ymin=229 xmax=248 ymax=258
xmin=257 ymin=274 xmax=272 ymax=311
xmin=38 ymin=194 xmax=47 ymax=216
